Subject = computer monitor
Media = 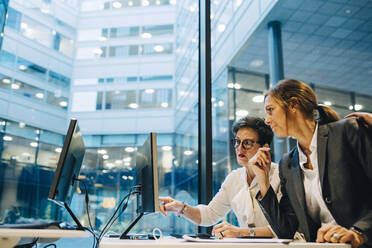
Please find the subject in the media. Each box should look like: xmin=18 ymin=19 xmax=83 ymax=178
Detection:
xmin=48 ymin=119 xmax=85 ymax=229
xmin=120 ymin=132 xmax=159 ymax=239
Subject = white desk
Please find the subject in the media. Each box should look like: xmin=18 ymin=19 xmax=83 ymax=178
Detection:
xmin=0 ymin=228 xmax=89 ymax=248
xmin=100 ymin=238 xmax=351 ymax=248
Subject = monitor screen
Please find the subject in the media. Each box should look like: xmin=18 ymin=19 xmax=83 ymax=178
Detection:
xmin=136 ymin=132 xmax=159 ymax=214
xmin=48 ymin=119 xmax=85 ymax=207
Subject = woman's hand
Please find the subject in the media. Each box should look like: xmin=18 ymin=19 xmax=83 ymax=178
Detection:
xmin=345 ymin=112 xmax=372 ymax=128
xmin=212 ymin=222 xmax=241 ymax=239
xmin=316 ymin=224 xmax=365 ymax=248
xmin=247 ymin=145 xmax=271 ymax=197
xmin=158 ymin=196 xmax=184 ymax=216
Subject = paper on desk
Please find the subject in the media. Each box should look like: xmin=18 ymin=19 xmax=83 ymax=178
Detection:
xmin=182 ymin=235 xmax=292 ymax=244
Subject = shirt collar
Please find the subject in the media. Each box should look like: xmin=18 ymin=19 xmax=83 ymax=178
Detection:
xmin=297 ymin=123 xmax=318 ymax=171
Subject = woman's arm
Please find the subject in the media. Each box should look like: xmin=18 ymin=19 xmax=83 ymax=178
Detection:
xmin=159 ymin=196 xmax=201 ymax=224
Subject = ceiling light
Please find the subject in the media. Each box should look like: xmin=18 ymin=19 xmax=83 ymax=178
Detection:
xmin=213 ymin=0 xmax=219 ymax=4
xmin=162 ymin=146 xmax=172 ymax=151
xmin=218 ymin=100 xmax=224 ymax=107
xmin=123 ymin=157 xmax=131 ymax=162
xmin=93 ymin=48 xmax=103 ymax=55
xmin=145 ymin=89 xmax=154 ymax=94
xmin=2 ymin=78 xmax=10 ymax=84
xmin=234 ymin=83 xmax=241 ymax=89
xmin=236 ymin=109 xmax=249 ymax=117
xmin=98 ymin=36 xmax=107 ymax=41
xmin=21 ymin=22 xmax=28 ymax=29
xmin=40 ymin=7 xmax=50 ymax=14
xmin=11 ymin=84 xmax=20 ymax=90
xmin=161 ymin=102 xmax=168 ymax=108
xmin=217 ymin=24 xmax=226 ymax=32
xmin=129 ymin=103 xmax=138 ymax=109
xmin=153 ymin=45 xmax=164 ymax=52
xmin=114 ymin=90 xmax=121 ymax=94
xmin=212 ymin=162 xmax=217 ymax=166
xmin=128 ymin=1 xmax=133 ymax=6
xmin=0 ymin=121 xmax=5 ymax=126
xmin=19 ymin=65 xmax=27 ymax=70
xmin=3 ymin=135 xmax=13 ymax=141
xmin=189 ymin=5 xmax=197 ymax=12
xmin=55 ymin=147 xmax=62 ymax=153
xmin=98 ymin=149 xmax=107 ymax=154
xmin=184 ymin=150 xmax=193 ymax=156
xmin=211 ymin=97 xmax=216 ymax=102
xmin=59 ymin=101 xmax=68 ymax=107
xmin=354 ymin=104 xmax=363 ymax=111
xmin=103 ymin=154 xmax=109 ymax=159
xmin=252 ymin=95 xmax=264 ymax=103
xmin=112 ymin=1 xmax=122 ymax=8
xmin=170 ymin=0 xmax=176 ymax=5
xmin=156 ymin=0 xmax=161 ymax=5
xmin=125 ymin=147 xmax=135 ymax=152
xmin=349 ymin=105 xmax=353 ymax=110
xmin=19 ymin=122 xmax=25 ymax=128
xmin=191 ymin=38 xmax=197 ymax=43
xmin=236 ymin=0 xmax=242 ymax=6
xmin=210 ymin=13 xmax=214 ymax=19
xmin=122 ymin=175 xmax=128 ymax=180
xmin=30 ymin=142 xmax=38 ymax=147
xmin=141 ymin=32 xmax=152 ymax=39
xmin=127 ymin=176 xmax=133 ymax=180
xmin=250 ymin=59 xmax=264 ymax=67
xmin=324 ymin=101 xmax=332 ymax=106
xmin=22 ymin=152 xmax=31 ymax=156
xmin=142 ymin=0 xmax=150 ymax=6
xmin=35 ymin=93 xmax=44 ymax=99
xmin=227 ymin=83 xmax=234 ymax=88
xmin=52 ymin=30 xmax=56 ymax=35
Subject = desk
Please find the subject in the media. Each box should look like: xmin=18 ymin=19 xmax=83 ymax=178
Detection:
xmin=100 ymin=238 xmax=351 ymax=248
xmin=0 ymin=228 xmax=89 ymax=248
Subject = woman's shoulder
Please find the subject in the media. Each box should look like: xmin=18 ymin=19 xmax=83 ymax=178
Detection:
xmin=222 ymin=167 xmax=245 ymax=185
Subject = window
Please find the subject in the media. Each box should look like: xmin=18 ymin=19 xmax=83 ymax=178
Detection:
xmin=17 ymin=57 xmax=47 ymax=80
xmin=6 ymin=8 xmax=21 ymax=31
xmin=0 ymin=50 xmax=15 ymax=68
xmin=110 ymin=26 xmax=139 ymax=38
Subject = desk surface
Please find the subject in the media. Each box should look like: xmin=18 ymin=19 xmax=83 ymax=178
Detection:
xmin=0 ymin=228 xmax=89 ymax=238
xmin=100 ymin=238 xmax=351 ymax=248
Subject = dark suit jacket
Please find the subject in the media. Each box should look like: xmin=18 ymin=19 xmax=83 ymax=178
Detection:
xmin=258 ymin=118 xmax=372 ymax=246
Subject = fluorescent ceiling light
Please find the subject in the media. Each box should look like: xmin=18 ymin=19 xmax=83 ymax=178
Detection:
xmin=129 ymin=103 xmax=138 ymax=109
xmin=59 ymin=101 xmax=68 ymax=107
xmin=11 ymin=84 xmax=20 ymax=90
xmin=125 ymin=147 xmax=135 ymax=152
xmin=35 ymin=93 xmax=44 ymax=99
xmin=324 ymin=101 xmax=332 ymax=106
xmin=142 ymin=0 xmax=150 ymax=6
xmin=19 ymin=65 xmax=27 ymax=70
xmin=354 ymin=104 xmax=363 ymax=111
xmin=145 ymin=89 xmax=154 ymax=94
xmin=154 ymin=45 xmax=164 ymax=52
xmin=217 ymin=24 xmax=226 ymax=32
xmin=98 ymin=149 xmax=107 ymax=154
xmin=19 ymin=122 xmax=25 ymax=128
xmin=112 ymin=1 xmax=122 ymax=8
xmin=30 ymin=142 xmax=38 ymax=147
xmin=162 ymin=146 xmax=172 ymax=151
xmin=161 ymin=102 xmax=169 ymax=108
xmin=141 ymin=32 xmax=152 ymax=39
xmin=252 ymin=95 xmax=264 ymax=103
xmin=184 ymin=150 xmax=193 ymax=156
xmin=3 ymin=136 xmax=13 ymax=141
xmin=2 ymin=78 xmax=10 ymax=84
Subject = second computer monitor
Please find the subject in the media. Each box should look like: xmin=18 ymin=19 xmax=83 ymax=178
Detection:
xmin=136 ymin=132 xmax=159 ymax=214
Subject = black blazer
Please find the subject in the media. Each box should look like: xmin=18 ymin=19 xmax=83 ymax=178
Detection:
xmin=258 ymin=118 xmax=372 ymax=246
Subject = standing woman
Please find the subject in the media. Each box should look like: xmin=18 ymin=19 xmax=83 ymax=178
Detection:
xmin=250 ymin=79 xmax=372 ymax=248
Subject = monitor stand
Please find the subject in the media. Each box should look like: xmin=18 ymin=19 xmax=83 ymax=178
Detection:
xmin=119 ymin=212 xmax=144 ymax=239
xmin=64 ymin=202 xmax=84 ymax=230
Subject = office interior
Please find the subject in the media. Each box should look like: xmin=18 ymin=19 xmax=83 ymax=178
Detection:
xmin=0 ymin=0 xmax=371 ymax=246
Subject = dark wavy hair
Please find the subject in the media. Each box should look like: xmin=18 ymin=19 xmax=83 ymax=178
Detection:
xmin=232 ymin=116 xmax=273 ymax=146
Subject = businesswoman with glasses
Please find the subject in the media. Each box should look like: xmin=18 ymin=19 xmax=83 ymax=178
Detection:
xmin=159 ymin=116 xmax=282 ymax=239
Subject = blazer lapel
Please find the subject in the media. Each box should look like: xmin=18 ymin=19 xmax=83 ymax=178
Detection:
xmin=317 ymin=124 xmax=329 ymax=187
xmin=290 ymin=148 xmax=306 ymax=210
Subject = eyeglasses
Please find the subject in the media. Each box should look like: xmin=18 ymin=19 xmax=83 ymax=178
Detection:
xmin=231 ymin=138 xmax=259 ymax=150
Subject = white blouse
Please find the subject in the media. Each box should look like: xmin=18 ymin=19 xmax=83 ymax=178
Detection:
xmin=197 ymin=164 xmax=281 ymax=228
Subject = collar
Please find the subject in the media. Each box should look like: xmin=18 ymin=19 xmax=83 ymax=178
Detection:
xmin=297 ymin=122 xmax=318 ymax=171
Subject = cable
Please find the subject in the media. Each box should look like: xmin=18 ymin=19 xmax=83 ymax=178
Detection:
xmin=75 ymin=179 xmax=98 ymax=248
xmin=43 ymin=244 xmax=57 ymax=248
xmin=94 ymin=186 xmax=141 ymax=248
